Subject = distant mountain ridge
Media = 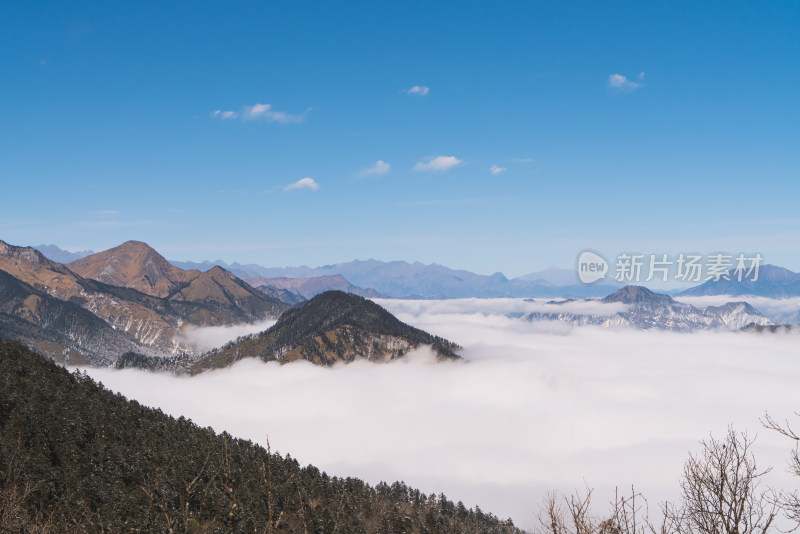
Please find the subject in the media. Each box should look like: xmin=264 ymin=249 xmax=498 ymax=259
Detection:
xmin=526 ymin=286 xmax=772 ymax=331
xmin=33 ymin=244 xmax=95 ymax=264
xmin=246 ymin=274 xmax=382 ymax=299
xmin=41 ymin=245 xmax=800 ymax=299
xmin=679 ymin=264 xmax=800 ymax=298
xmin=515 ymin=265 xmax=580 ymax=286
xmin=256 ymin=285 xmax=307 ymax=305
xmin=173 ymin=258 xmax=619 ymax=298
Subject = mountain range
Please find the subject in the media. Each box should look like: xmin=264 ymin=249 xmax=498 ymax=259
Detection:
xmin=70 ymin=242 xmax=286 ymax=323
xmin=0 ymin=268 xmax=149 ymax=366
xmin=173 ymin=257 xmax=620 ymax=298
xmin=8 ymin=241 xmax=796 ymax=369
xmin=33 ymin=244 xmax=95 ymax=264
xmin=244 ymin=274 xmax=381 ymax=300
xmin=3 ymin=240 xmax=464 ymax=369
xmin=38 ymin=244 xmax=800 ymax=300
xmin=526 ymin=286 xmax=773 ymax=331
xmin=679 ymin=264 xmax=800 ymax=298
xmin=0 ymin=240 xmax=287 ymax=363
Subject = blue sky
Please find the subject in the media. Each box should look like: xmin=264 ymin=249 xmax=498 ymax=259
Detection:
xmin=2 ymin=1 xmax=799 ymax=277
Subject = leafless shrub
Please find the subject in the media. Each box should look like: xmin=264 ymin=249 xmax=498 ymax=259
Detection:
xmin=762 ymin=412 xmax=800 ymax=528
xmin=671 ymin=427 xmax=778 ymax=534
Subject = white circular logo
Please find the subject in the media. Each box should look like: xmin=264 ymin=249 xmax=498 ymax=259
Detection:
xmin=577 ymin=250 xmax=608 ymax=284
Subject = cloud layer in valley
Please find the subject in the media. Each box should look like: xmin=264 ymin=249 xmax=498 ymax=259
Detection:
xmin=180 ymin=319 xmax=276 ymax=352
xmin=85 ymin=298 xmax=800 ymax=529
xmin=676 ymin=295 xmax=800 ymax=324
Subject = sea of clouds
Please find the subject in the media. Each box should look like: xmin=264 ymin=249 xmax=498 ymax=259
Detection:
xmin=676 ymin=295 xmax=800 ymax=324
xmin=180 ymin=318 xmax=276 ymax=352
xmin=85 ymin=298 xmax=800 ymax=530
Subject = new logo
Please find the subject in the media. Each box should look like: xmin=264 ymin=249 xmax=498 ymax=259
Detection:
xmin=577 ymin=250 xmax=609 ymax=284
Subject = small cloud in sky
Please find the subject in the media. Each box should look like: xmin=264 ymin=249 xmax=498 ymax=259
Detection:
xmin=94 ymin=209 xmax=120 ymax=216
xmin=39 ymin=59 xmax=49 ymax=66
xmin=243 ymin=103 xmax=307 ymax=123
xmin=413 ymin=155 xmax=462 ymax=172
xmin=490 ymin=165 xmax=506 ymax=176
xmin=406 ymin=86 xmax=430 ymax=96
xmin=284 ymin=177 xmax=319 ymax=191
xmin=358 ymin=160 xmax=391 ymax=177
xmin=608 ymin=73 xmax=644 ymax=92
xmin=213 ymin=103 xmax=308 ymax=123
xmin=212 ymin=110 xmax=238 ymax=119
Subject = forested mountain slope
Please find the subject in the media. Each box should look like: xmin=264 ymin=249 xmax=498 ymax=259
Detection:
xmin=0 ymin=340 xmax=519 ymax=533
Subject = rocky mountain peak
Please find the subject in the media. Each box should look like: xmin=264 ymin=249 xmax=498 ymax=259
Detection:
xmin=602 ymin=285 xmax=675 ymax=305
xmin=0 ymin=240 xmax=69 ymax=272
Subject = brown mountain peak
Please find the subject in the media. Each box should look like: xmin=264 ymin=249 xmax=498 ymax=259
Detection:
xmin=104 ymin=240 xmax=166 ymax=261
xmin=69 ymin=241 xmax=199 ymax=298
xmin=177 ymin=265 xmax=257 ymax=304
xmin=205 ymin=265 xmax=231 ymax=277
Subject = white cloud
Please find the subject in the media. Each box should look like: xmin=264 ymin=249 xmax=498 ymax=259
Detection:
xmin=181 ymin=319 xmax=276 ymax=352
xmin=358 ymin=160 xmax=391 ymax=176
xmin=213 ymin=110 xmax=239 ymax=119
xmin=406 ymin=85 xmax=430 ymax=96
xmin=413 ymin=155 xmax=462 ymax=172
xmin=374 ymin=297 xmax=628 ymax=319
xmin=94 ymin=209 xmax=120 ymax=216
xmin=676 ymin=295 xmax=800 ymax=324
xmin=243 ymin=103 xmax=307 ymax=123
xmin=608 ymin=73 xmax=643 ymax=92
xmin=284 ymin=177 xmax=319 ymax=191
xmin=490 ymin=165 xmax=506 ymax=176
xmin=82 ymin=297 xmax=800 ymax=529
xmin=212 ymin=103 xmax=307 ymax=123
